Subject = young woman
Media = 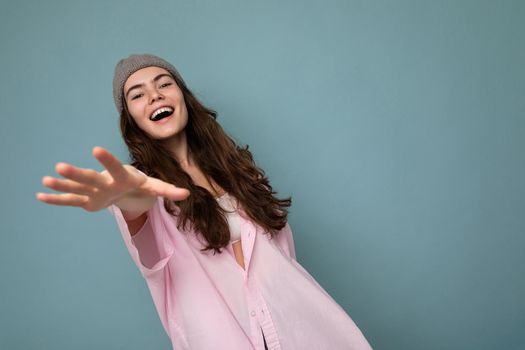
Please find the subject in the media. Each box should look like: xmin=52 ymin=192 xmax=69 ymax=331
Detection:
xmin=36 ymin=54 xmax=373 ymax=350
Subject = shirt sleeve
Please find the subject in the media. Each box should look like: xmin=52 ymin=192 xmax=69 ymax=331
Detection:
xmin=106 ymin=196 xmax=174 ymax=278
xmin=275 ymin=222 xmax=297 ymax=261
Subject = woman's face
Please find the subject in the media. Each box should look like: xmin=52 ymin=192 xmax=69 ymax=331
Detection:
xmin=123 ymin=66 xmax=188 ymax=141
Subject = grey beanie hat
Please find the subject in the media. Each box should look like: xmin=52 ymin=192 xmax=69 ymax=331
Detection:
xmin=112 ymin=53 xmax=184 ymax=114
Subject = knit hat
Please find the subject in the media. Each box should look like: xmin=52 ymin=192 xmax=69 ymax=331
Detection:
xmin=112 ymin=53 xmax=185 ymax=114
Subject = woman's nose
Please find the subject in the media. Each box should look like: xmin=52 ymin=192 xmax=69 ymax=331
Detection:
xmin=149 ymin=90 xmax=163 ymax=104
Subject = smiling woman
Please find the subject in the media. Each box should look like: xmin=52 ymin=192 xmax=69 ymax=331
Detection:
xmin=37 ymin=53 xmax=373 ymax=350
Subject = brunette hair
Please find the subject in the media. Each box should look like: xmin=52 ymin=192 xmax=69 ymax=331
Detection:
xmin=119 ymin=71 xmax=291 ymax=254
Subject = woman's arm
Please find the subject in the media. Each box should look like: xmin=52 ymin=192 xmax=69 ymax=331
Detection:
xmin=111 ymin=192 xmax=155 ymax=236
xmin=111 ymin=188 xmax=157 ymax=220
xmin=110 ymin=192 xmax=154 ymax=236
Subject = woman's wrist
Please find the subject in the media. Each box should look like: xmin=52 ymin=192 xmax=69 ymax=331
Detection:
xmin=111 ymin=190 xmax=157 ymax=215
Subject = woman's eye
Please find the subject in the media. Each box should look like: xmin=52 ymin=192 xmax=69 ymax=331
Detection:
xmin=160 ymin=82 xmax=172 ymax=88
xmin=131 ymin=93 xmax=143 ymax=100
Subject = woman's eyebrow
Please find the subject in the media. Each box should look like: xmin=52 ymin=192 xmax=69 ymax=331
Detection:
xmin=125 ymin=73 xmax=173 ymax=98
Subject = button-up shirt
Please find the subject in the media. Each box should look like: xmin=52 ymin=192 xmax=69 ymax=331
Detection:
xmin=107 ymin=196 xmax=373 ymax=349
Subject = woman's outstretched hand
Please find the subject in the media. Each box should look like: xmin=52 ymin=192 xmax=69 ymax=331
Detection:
xmin=36 ymin=146 xmax=190 ymax=212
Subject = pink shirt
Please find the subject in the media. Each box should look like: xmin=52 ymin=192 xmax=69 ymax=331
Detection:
xmin=107 ymin=196 xmax=373 ymax=350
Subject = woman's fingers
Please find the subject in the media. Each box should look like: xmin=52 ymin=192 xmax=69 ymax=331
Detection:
xmin=55 ymin=162 xmax=108 ymax=188
xmin=42 ymin=176 xmax=96 ymax=196
xmin=36 ymin=192 xmax=88 ymax=208
xmin=142 ymin=177 xmax=191 ymax=201
xmin=92 ymin=146 xmax=130 ymax=182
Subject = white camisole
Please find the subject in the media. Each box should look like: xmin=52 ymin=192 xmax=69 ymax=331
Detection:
xmin=215 ymin=192 xmax=242 ymax=243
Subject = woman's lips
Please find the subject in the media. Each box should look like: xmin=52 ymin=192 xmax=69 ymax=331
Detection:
xmin=150 ymin=106 xmax=175 ymax=121
xmin=152 ymin=111 xmax=174 ymax=124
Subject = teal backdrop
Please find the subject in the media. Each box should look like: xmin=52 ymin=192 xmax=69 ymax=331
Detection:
xmin=1 ymin=0 xmax=523 ymax=349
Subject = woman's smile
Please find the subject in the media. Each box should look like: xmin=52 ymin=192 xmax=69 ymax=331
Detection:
xmin=150 ymin=106 xmax=174 ymax=121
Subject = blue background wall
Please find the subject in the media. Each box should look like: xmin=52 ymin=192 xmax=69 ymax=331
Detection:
xmin=1 ymin=0 xmax=523 ymax=349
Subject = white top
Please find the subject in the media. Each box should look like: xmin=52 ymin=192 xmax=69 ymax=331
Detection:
xmin=215 ymin=192 xmax=242 ymax=243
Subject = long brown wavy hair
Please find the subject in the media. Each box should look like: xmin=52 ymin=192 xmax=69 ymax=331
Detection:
xmin=118 ymin=70 xmax=292 ymax=254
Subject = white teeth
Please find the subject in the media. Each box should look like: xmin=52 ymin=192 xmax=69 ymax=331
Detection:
xmin=150 ymin=107 xmax=174 ymax=120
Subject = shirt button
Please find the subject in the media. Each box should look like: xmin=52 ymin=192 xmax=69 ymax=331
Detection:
xmin=250 ymin=310 xmax=256 ymax=317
